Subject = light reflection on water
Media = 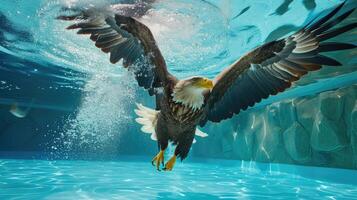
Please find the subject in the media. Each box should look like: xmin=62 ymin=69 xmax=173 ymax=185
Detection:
xmin=0 ymin=158 xmax=357 ymax=199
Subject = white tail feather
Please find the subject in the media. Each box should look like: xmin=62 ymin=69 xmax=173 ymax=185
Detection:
xmin=195 ymin=128 xmax=208 ymax=137
xmin=134 ymin=103 xmax=208 ymax=142
xmin=135 ymin=103 xmax=159 ymax=139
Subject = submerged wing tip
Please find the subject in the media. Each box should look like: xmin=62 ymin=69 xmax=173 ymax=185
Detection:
xmin=334 ymin=61 xmax=343 ymax=66
xmin=66 ymin=24 xmax=80 ymax=30
xmin=56 ymin=15 xmax=72 ymax=21
xmin=56 ymin=13 xmax=81 ymax=21
xmin=109 ymin=59 xmax=117 ymax=64
xmin=336 ymin=1 xmax=347 ymax=10
xmin=56 ymin=15 xmax=65 ymax=20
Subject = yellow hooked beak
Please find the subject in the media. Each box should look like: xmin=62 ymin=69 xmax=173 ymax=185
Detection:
xmin=194 ymin=78 xmax=214 ymax=89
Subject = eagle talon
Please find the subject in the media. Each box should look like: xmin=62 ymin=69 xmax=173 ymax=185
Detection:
xmin=163 ymin=155 xmax=176 ymax=171
xmin=151 ymin=150 xmax=165 ymax=171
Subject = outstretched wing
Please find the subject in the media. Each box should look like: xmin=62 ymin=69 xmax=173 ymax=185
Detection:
xmin=57 ymin=9 xmax=176 ymax=95
xmin=201 ymin=2 xmax=356 ymax=125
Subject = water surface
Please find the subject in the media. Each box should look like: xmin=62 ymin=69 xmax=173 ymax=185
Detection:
xmin=1 ymin=158 xmax=357 ymax=200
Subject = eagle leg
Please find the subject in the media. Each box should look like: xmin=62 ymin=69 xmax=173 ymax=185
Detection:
xmin=163 ymin=155 xmax=176 ymax=171
xmin=151 ymin=149 xmax=165 ymax=171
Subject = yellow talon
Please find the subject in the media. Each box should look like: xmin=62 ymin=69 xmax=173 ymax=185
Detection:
xmin=151 ymin=150 xmax=165 ymax=171
xmin=163 ymin=155 xmax=176 ymax=171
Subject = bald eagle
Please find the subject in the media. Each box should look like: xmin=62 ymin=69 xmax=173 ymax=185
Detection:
xmin=58 ymin=2 xmax=356 ymax=171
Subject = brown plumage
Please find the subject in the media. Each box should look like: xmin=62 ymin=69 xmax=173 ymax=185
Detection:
xmin=58 ymin=1 xmax=356 ymax=171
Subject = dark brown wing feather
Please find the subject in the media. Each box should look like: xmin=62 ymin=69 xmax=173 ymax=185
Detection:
xmin=57 ymin=9 xmax=176 ymax=95
xmin=201 ymin=2 xmax=356 ymax=125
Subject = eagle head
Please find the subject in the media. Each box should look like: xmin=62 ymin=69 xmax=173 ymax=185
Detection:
xmin=172 ymin=76 xmax=213 ymax=110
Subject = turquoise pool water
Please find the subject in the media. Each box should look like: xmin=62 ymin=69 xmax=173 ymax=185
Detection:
xmin=1 ymin=0 xmax=357 ymax=199
xmin=1 ymin=157 xmax=357 ymax=200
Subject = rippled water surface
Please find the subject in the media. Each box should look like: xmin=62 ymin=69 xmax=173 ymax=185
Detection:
xmin=1 ymin=158 xmax=357 ymax=200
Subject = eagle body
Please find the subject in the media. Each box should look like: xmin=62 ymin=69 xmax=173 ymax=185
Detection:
xmin=59 ymin=1 xmax=357 ymax=171
xmin=155 ymin=83 xmax=207 ymax=160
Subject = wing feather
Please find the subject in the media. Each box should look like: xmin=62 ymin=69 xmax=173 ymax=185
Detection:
xmin=58 ymin=9 xmax=176 ymax=95
xmin=201 ymin=2 xmax=356 ymax=125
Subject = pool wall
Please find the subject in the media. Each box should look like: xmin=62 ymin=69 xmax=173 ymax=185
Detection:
xmin=194 ymin=84 xmax=357 ymax=170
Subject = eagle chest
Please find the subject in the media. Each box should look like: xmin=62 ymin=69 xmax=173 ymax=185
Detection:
xmin=168 ymin=97 xmax=202 ymax=123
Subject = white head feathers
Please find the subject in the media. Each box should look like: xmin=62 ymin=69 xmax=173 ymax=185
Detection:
xmin=171 ymin=78 xmax=208 ymax=110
